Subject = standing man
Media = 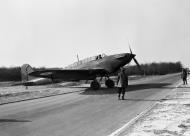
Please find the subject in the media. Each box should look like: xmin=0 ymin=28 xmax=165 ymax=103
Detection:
xmin=182 ymin=68 xmax=188 ymax=85
xmin=117 ymin=67 xmax=128 ymax=100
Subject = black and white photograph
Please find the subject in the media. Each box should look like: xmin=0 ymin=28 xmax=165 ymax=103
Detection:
xmin=0 ymin=0 xmax=189 ymax=136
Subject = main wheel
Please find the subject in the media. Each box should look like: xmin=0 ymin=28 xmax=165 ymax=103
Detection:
xmin=90 ymin=80 xmax=101 ymax=90
xmin=105 ymin=79 xmax=115 ymax=88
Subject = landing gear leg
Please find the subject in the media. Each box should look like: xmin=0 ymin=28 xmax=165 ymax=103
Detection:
xmin=90 ymin=79 xmax=101 ymax=90
xmin=105 ymin=78 xmax=115 ymax=88
xmin=50 ymin=75 xmax=57 ymax=87
xmin=50 ymin=75 xmax=54 ymax=84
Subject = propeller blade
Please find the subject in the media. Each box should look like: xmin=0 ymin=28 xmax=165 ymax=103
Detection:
xmin=133 ymin=57 xmax=139 ymax=66
xmin=133 ymin=57 xmax=143 ymax=74
xmin=128 ymin=42 xmax=143 ymax=74
xmin=129 ymin=44 xmax=132 ymax=54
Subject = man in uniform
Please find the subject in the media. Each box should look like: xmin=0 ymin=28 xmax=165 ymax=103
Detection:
xmin=182 ymin=68 xmax=188 ymax=85
xmin=117 ymin=67 xmax=128 ymax=100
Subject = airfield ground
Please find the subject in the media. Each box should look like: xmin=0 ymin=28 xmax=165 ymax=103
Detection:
xmin=0 ymin=73 xmax=183 ymax=136
xmin=0 ymin=75 xmax=160 ymax=105
xmin=119 ymin=77 xmax=190 ymax=136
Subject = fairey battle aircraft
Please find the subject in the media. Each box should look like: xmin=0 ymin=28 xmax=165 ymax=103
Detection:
xmin=22 ymin=51 xmax=141 ymax=89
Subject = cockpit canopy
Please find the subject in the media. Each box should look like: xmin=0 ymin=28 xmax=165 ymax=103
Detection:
xmin=64 ymin=53 xmax=107 ymax=69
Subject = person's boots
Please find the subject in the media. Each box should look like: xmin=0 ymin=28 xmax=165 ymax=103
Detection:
xmin=122 ymin=95 xmax=124 ymax=100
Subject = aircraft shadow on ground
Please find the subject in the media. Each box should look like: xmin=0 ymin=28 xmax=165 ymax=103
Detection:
xmin=0 ymin=119 xmax=31 ymax=123
xmin=80 ymin=83 xmax=172 ymax=95
xmin=127 ymin=83 xmax=173 ymax=92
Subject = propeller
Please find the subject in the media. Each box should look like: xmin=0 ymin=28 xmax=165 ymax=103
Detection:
xmin=128 ymin=45 xmax=143 ymax=74
xmin=133 ymin=57 xmax=142 ymax=71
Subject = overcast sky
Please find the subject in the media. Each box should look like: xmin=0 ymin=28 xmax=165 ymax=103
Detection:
xmin=0 ymin=0 xmax=189 ymax=68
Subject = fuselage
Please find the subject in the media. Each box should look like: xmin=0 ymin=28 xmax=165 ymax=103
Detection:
xmin=29 ymin=53 xmax=136 ymax=81
xmin=69 ymin=53 xmax=135 ymax=73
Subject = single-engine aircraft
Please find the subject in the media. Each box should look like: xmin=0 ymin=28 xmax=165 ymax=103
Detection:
xmin=27 ymin=49 xmax=141 ymax=89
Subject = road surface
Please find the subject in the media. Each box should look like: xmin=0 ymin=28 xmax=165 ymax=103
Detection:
xmin=0 ymin=74 xmax=181 ymax=136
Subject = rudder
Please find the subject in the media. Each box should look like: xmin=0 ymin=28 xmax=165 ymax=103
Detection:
xmin=21 ymin=64 xmax=34 ymax=82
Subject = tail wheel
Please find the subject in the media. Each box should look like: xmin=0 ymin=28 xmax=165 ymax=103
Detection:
xmin=90 ymin=80 xmax=100 ymax=90
xmin=105 ymin=79 xmax=115 ymax=88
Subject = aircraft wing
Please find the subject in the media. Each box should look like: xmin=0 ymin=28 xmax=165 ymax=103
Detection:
xmin=29 ymin=68 xmax=108 ymax=81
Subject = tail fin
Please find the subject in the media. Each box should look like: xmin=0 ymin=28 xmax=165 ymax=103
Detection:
xmin=21 ymin=64 xmax=35 ymax=82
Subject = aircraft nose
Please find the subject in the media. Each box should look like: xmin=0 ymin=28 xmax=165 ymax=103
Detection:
xmin=115 ymin=53 xmax=135 ymax=60
xmin=130 ymin=53 xmax=136 ymax=58
xmin=124 ymin=53 xmax=135 ymax=59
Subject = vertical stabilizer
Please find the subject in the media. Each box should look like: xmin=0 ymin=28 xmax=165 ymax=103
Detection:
xmin=21 ymin=64 xmax=34 ymax=82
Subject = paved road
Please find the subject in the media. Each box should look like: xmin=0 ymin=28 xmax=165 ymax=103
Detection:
xmin=0 ymin=74 xmax=181 ymax=136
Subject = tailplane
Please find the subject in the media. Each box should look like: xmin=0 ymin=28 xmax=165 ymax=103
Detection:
xmin=21 ymin=64 xmax=35 ymax=82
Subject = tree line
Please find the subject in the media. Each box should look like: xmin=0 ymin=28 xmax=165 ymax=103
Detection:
xmin=126 ymin=61 xmax=182 ymax=75
xmin=0 ymin=67 xmax=21 ymax=81
xmin=0 ymin=61 xmax=183 ymax=81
